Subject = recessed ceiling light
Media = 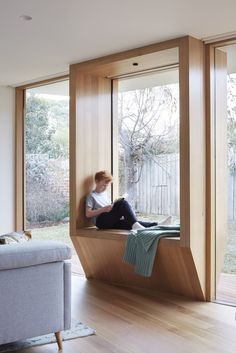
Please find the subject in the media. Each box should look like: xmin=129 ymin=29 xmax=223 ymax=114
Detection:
xmin=19 ymin=15 xmax=32 ymax=21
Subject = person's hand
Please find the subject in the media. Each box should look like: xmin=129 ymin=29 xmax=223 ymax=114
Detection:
xmin=103 ymin=204 xmax=113 ymax=212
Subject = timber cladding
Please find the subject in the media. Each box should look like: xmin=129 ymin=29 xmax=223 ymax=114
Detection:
xmin=69 ymin=36 xmax=206 ymax=300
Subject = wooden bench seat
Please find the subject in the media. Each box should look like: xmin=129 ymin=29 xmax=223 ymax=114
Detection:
xmin=76 ymin=226 xmax=130 ymax=239
xmin=71 ymin=227 xmax=204 ymax=300
xmin=76 ymin=226 xmax=181 ymax=246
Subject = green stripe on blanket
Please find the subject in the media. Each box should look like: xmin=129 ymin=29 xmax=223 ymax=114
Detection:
xmin=123 ymin=225 xmax=180 ymax=277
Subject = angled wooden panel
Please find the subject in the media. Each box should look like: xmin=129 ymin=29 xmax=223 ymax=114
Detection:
xmin=73 ymin=230 xmax=204 ymax=300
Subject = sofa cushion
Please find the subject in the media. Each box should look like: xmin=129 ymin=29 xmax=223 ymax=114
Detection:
xmin=0 ymin=240 xmax=71 ymax=270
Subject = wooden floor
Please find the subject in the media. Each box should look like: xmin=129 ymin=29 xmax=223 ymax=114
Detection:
xmin=16 ymin=273 xmax=236 ymax=353
xmin=71 ymin=254 xmax=85 ymax=277
xmin=71 ymin=254 xmax=236 ymax=305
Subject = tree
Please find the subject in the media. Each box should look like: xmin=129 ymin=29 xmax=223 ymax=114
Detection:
xmin=25 ymin=94 xmax=69 ymax=158
xmin=25 ymin=93 xmax=69 ymax=226
xmin=26 ymin=95 xmax=54 ymax=155
xmin=118 ymin=84 xmax=179 ymax=207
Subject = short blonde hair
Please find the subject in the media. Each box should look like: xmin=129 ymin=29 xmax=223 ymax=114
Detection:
xmin=95 ymin=170 xmax=113 ymax=183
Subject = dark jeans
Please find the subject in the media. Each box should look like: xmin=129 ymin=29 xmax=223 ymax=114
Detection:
xmin=95 ymin=199 xmax=157 ymax=230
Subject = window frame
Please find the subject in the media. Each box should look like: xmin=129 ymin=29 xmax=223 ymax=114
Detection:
xmin=15 ymin=75 xmax=69 ymax=230
xmin=113 ymin=68 xmax=180 ymax=219
xmin=205 ymin=38 xmax=236 ymax=301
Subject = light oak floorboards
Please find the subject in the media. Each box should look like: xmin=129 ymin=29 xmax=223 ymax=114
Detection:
xmin=71 ymin=254 xmax=85 ymax=277
xmin=15 ymin=275 xmax=236 ymax=353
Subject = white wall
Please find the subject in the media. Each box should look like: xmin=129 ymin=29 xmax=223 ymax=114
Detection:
xmin=0 ymin=86 xmax=15 ymax=233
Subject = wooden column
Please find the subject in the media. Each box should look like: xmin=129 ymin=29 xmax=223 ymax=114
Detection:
xmin=205 ymin=45 xmax=228 ymax=300
xmin=70 ymin=68 xmax=112 ymax=233
xmin=15 ymin=88 xmax=25 ymax=231
xmin=214 ymin=49 xmax=228 ymax=286
xmin=179 ymin=36 xmax=206 ymax=296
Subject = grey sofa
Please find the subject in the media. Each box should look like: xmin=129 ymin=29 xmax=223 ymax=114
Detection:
xmin=0 ymin=240 xmax=71 ymax=350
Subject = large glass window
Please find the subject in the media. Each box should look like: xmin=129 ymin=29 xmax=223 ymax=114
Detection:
xmin=25 ymin=80 xmax=84 ymax=276
xmin=117 ymin=69 xmax=179 ymax=224
xmin=24 ymin=80 xmax=84 ymax=276
xmin=25 ymin=81 xmax=69 ymax=231
xmin=215 ymin=44 xmax=236 ymax=305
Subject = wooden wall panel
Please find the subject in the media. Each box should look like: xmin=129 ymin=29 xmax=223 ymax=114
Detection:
xmin=214 ymin=49 xmax=228 ymax=283
xmin=70 ymin=70 xmax=112 ymax=231
xmin=72 ymin=41 xmax=180 ymax=76
xmin=188 ymin=38 xmax=206 ymax=295
xmin=111 ymin=79 xmax=119 ymax=199
xmin=15 ymin=88 xmax=24 ymax=230
xmin=179 ymin=37 xmax=206 ymax=295
xmin=205 ymin=45 xmax=228 ymax=300
xmin=73 ymin=231 xmax=204 ymax=300
xmin=205 ymin=45 xmax=216 ymax=300
xmin=69 ymin=65 xmax=77 ymax=238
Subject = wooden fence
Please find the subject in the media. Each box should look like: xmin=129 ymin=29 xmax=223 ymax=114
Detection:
xmin=136 ymin=153 xmax=180 ymax=216
xmin=135 ymin=154 xmax=236 ymax=220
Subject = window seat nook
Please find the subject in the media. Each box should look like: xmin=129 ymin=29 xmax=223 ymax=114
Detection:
xmin=71 ymin=228 xmax=204 ymax=300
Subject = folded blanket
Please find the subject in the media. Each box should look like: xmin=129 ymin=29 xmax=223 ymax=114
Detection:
xmin=123 ymin=225 xmax=180 ymax=277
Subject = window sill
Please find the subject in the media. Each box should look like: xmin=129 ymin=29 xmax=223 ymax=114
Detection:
xmin=75 ymin=227 xmax=180 ymax=245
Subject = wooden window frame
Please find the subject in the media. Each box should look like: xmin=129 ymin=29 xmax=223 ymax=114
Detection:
xmin=205 ymin=38 xmax=236 ymax=301
xmin=15 ymin=75 xmax=69 ymax=230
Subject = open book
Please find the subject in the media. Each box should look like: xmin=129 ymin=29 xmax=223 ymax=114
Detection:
xmin=113 ymin=197 xmax=125 ymax=204
xmin=113 ymin=193 xmax=128 ymax=204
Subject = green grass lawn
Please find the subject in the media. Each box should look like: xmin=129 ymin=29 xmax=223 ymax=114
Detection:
xmin=31 ymin=223 xmax=76 ymax=254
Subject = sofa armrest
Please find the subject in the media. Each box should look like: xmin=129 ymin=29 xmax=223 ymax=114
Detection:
xmin=0 ymin=240 xmax=71 ymax=270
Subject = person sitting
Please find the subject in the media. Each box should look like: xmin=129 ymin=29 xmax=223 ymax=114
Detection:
xmin=85 ymin=170 xmax=159 ymax=230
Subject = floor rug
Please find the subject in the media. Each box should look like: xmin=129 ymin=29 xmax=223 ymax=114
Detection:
xmin=0 ymin=320 xmax=95 ymax=352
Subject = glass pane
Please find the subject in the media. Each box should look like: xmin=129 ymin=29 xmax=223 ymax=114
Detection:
xmin=24 ymin=81 xmax=82 ymax=275
xmin=25 ymin=81 xmax=69 ymax=230
xmin=117 ymin=68 xmax=179 ymax=224
xmin=215 ymin=44 xmax=236 ymax=305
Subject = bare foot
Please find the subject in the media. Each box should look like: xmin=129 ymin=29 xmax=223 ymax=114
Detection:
xmin=159 ymin=216 xmax=172 ymax=225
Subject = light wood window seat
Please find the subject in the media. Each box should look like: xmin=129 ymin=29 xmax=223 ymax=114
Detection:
xmin=76 ymin=226 xmax=180 ymax=242
xmin=71 ymin=227 xmax=204 ymax=300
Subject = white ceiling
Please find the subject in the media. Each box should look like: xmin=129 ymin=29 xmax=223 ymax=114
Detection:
xmin=1 ymin=0 xmax=236 ymax=87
